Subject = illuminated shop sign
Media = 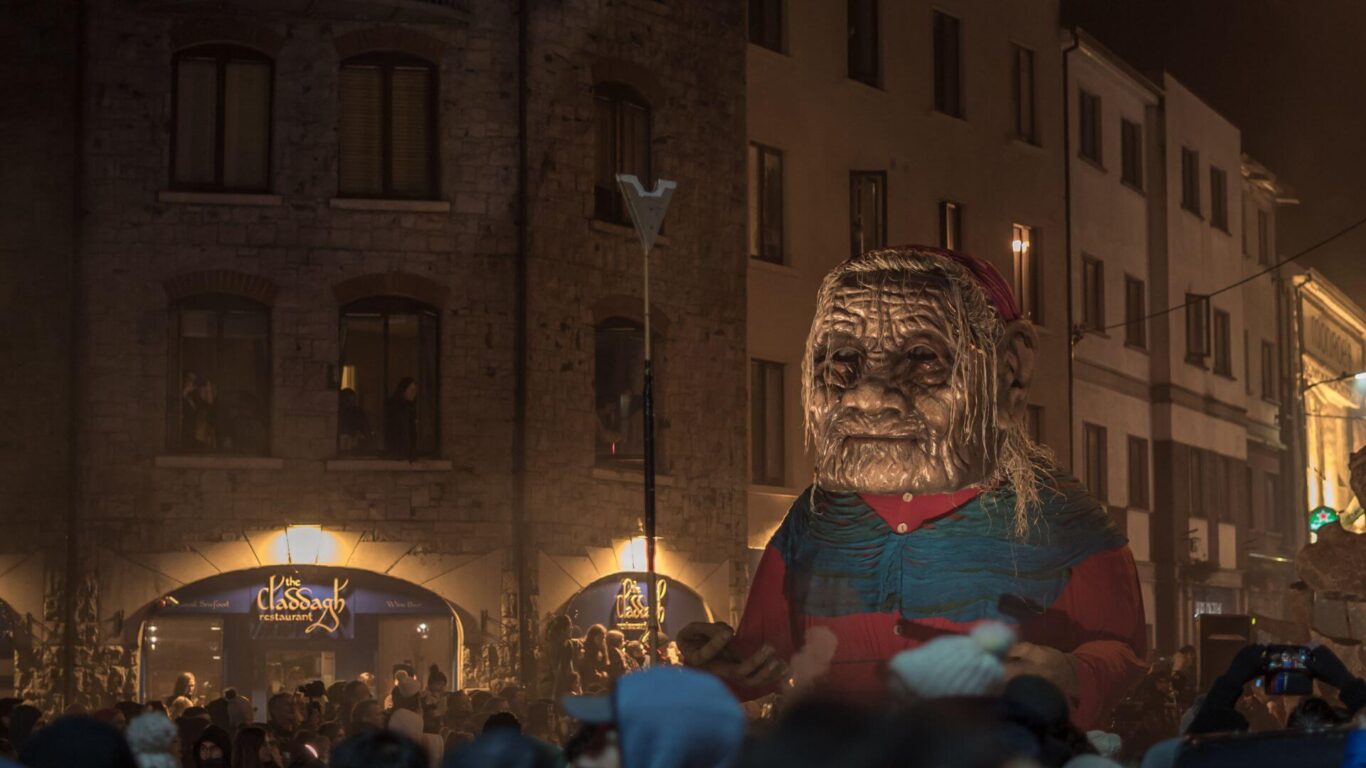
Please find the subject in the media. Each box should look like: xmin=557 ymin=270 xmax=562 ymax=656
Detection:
xmin=565 ymin=572 xmax=710 ymax=643
xmin=255 ymin=574 xmax=349 ymax=635
xmin=613 ymin=577 xmax=666 ymax=634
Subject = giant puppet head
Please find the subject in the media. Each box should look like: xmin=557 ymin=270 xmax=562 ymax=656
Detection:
xmin=803 ymin=246 xmax=1047 ymax=533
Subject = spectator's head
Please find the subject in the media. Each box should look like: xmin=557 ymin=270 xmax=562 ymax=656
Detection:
xmin=8 ymin=704 xmax=43 ymax=750
xmin=174 ymin=671 xmax=197 ymax=700
xmin=349 ymin=699 xmax=384 ymax=736
xmin=343 ymin=679 xmax=373 ymax=705
xmin=126 ymin=713 xmax=180 ymax=768
xmin=92 ymin=708 xmax=125 ymax=729
xmin=546 ymin=615 xmax=572 ymax=643
xmin=734 ymin=696 xmax=878 ymax=768
xmin=525 ymin=699 xmax=558 ymax=739
xmin=319 ymin=720 xmax=345 ymax=744
xmin=442 ymin=729 xmax=556 ymax=768
xmin=561 ymin=666 xmax=745 ymax=768
xmin=1287 ymin=697 xmax=1349 ymax=730
xmin=190 ymin=723 xmax=231 ymax=768
xmin=170 ymin=695 xmax=194 ymax=721
xmin=387 ymin=707 xmax=426 ymax=744
xmin=447 ymin=691 xmax=473 ymax=718
xmin=887 ymin=622 xmax=1015 ymax=700
xmin=233 ymin=725 xmax=282 ymax=768
xmin=482 ymin=711 xmax=522 ymax=735
xmin=426 ymin=665 xmax=448 ymax=695
xmin=468 ymin=690 xmax=493 ymax=713
xmin=584 ymin=624 xmax=608 ymax=649
xmin=606 ymin=629 xmax=626 ymax=650
xmin=1174 ymin=645 xmax=1197 ymax=673
xmin=268 ymin=691 xmax=300 ymax=731
xmin=176 ymin=711 xmax=212 ymax=765
xmin=113 ymin=701 xmax=145 ymax=728
xmin=204 ymin=697 xmax=230 ymax=732
xmin=393 ymin=671 xmax=422 ymax=712
xmin=331 ymin=729 xmax=428 ymax=768
xmin=18 ymin=715 xmax=137 ymax=768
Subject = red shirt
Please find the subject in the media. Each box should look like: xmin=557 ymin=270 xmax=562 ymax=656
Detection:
xmin=730 ymin=489 xmax=1147 ymax=730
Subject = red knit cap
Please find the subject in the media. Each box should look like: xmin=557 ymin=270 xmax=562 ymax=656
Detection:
xmin=914 ymin=246 xmax=1022 ymax=322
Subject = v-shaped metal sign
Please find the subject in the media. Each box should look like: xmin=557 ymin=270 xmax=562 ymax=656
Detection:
xmin=615 ymin=175 xmax=677 ymax=254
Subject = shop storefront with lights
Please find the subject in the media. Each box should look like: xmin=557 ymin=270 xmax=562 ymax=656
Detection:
xmin=139 ymin=565 xmax=462 ymax=706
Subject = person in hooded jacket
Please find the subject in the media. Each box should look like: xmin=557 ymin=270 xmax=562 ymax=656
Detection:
xmin=18 ymin=716 xmax=137 ymax=768
xmin=192 ymin=724 xmax=233 ymax=768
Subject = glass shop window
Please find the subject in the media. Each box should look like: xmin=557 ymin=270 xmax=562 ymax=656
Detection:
xmin=170 ymin=295 xmax=271 ymax=454
xmin=595 ymin=317 xmax=665 ymax=467
xmin=338 ymin=298 xmax=439 ymax=459
xmin=142 ymin=616 xmax=224 ymax=707
xmin=172 ymin=45 xmax=273 ymax=192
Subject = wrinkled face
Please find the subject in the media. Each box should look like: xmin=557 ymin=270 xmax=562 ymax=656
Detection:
xmin=808 ymin=272 xmax=988 ymax=494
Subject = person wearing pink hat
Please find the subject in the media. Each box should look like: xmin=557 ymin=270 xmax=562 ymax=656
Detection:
xmin=679 ymin=246 xmax=1145 ymax=730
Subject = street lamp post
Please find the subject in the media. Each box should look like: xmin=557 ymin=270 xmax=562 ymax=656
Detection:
xmin=615 ymin=174 xmax=676 ymax=665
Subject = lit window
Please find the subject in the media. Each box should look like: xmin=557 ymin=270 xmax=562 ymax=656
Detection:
xmin=850 ymin=171 xmax=886 ymax=257
xmin=170 ymin=295 xmax=271 ymax=454
xmin=1012 ymin=224 xmax=1039 ymax=322
xmin=338 ymin=298 xmax=439 ymax=458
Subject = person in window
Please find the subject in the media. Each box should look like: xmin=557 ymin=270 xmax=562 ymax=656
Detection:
xmin=384 ymin=378 xmax=419 ymax=461
xmin=338 ymin=388 xmax=372 ymax=454
xmin=193 ymin=379 xmax=218 ymax=451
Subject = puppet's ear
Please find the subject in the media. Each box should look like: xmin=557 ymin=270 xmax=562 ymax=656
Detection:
xmin=996 ymin=319 xmax=1038 ymax=424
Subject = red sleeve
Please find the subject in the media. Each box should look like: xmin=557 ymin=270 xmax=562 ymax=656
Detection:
xmin=726 ymin=545 xmax=796 ymax=700
xmin=1051 ymin=546 xmax=1147 ymax=729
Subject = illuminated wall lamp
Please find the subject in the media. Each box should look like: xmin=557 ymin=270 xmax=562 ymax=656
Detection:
xmin=286 ymin=525 xmax=324 ymax=564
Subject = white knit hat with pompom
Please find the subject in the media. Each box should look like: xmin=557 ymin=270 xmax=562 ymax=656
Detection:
xmin=887 ymin=621 xmax=1016 ymax=699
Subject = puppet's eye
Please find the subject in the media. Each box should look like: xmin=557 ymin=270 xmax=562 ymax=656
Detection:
xmin=826 ymin=348 xmax=862 ymax=387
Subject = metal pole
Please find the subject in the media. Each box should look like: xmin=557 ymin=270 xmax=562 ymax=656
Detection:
xmin=642 ymin=240 xmax=659 ymax=665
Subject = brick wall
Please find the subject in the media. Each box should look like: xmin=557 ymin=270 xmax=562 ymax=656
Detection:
xmin=1 ymin=0 xmax=747 ymax=705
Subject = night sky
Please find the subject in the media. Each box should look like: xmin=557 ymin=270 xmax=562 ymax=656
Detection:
xmin=1064 ymin=0 xmax=1366 ymax=306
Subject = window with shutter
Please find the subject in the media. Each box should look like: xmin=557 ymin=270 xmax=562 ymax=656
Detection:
xmin=594 ymin=83 xmax=652 ymax=225
xmin=338 ymin=53 xmax=437 ymax=200
xmin=172 ymin=45 xmax=272 ymax=192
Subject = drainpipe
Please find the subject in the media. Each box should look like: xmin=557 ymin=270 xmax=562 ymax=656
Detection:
xmin=511 ymin=0 xmax=535 ymax=687
xmin=1062 ymin=28 xmax=1081 ymax=470
xmin=62 ymin=0 xmax=88 ymax=709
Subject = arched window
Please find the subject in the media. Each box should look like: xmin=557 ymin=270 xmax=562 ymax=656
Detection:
xmin=593 ymin=82 xmax=652 ymax=225
xmin=338 ymin=53 xmax=438 ymax=199
xmin=339 ymin=297 xmax=439 ymax=458
xmin=594 ymin=317 xmax=664 ymax=466
xmin=172 ymin=45 xmax=273 ymax=192
xmin=169 ymin=294 xmax=271 ymax=454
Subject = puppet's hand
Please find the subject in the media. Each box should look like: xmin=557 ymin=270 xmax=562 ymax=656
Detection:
xmin=677 ymin=621 xmax=790 ymax=689
xmin=1005 ymin=641 xmax=1079 ymax=703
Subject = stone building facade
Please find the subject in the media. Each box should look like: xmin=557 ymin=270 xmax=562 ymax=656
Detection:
xmin=0 ymin=0 xmax=747 ymax=709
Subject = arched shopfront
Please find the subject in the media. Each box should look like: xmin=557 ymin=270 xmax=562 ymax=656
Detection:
xmin=136 ymin=566 xmax=463 ymax=706
xmin=560 ymin=572 xmax=713 ymax=645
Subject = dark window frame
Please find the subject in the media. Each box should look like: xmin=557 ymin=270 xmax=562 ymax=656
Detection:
xmin=338 ymin=51 xmax=440 ymax=200
xmin=167 ymin=293 xmax=273 ymax=455
xmin=939 ymin=200 xmax=963 ymax=251
xmin=1212 ymin=307 xmax=1232 ymax=376
xmin=1124 ymin=274 xmax=1146 ymax=349
xmin=1012 ymin=223 xmax=1041 ymax=323
xmin=849 ymin=170 xmax=887 ymax=257
xmin=593 ymin=81 xmax=653 ymax=226
xmin=170 ymin=44 xmax=275 ymax=193
xmin=749 ymin=142 xmax=785 ymax=264
xmin=749 ymin=0 xmax=784 ymax=52
xmin=932 ymin=10 xmax=963 ymax=117
xmin=338 ymin=296 xmax=441 ymax=459
xmin=847 ymin=0 xmax=881 ymax=87
xmin=1257 ymin=208 xmax=1271 ymax=266
xmin=1082 ymin=254 xmax=1105 ymax=333
xmin=1261 ymin=339 xmax=1279 ymax=403
xmin=1120 ymin=118 xmax=1143 ymax=190
xmin=1083 ymin=422 xmax=1108 ymax=503
xmin=750 ymin=359 xmax=786 ymax=486
xmin=1185 ymin=293 xmax=1211 ymax=366
xmin=1128 ymin=435 xmax=1150 ymax=510
xmin=1011 ymin=44 xmax=1037 ymax=144
xmin=1026 ymin=404 xmax=1044 ymax=444
xmin=1078 ymin=90 xmax=1102 ymax=166
xmin=594 ymin=316 xmax=666 ymax=469
xmin=1210 ymin=166 xmax=1229 ymax=232
xmin=1181 ymin=147 xmax=1201 ymax=216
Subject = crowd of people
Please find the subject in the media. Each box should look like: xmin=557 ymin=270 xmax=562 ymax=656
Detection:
xmin=3 ymin=623 xmax=1366 ymax=768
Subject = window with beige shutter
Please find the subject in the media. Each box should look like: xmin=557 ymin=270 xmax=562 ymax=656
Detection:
xmin=172 ymin=45 xmax=273 ymax=192
xmin=338 ymin=54 xmax=438 ymax=200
